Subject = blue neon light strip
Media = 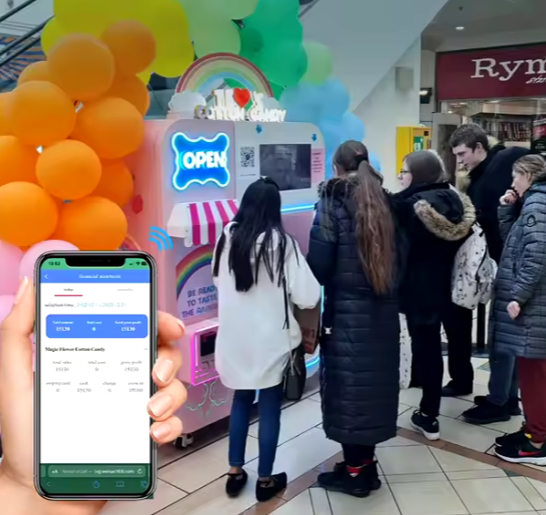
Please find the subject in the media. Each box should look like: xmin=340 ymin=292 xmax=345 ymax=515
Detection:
xmin=281 ymin=204 xmax=315 ymax=214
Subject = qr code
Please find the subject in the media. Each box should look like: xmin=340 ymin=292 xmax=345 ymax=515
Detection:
xmin=240 ymin=147 xmax=255 ymax=168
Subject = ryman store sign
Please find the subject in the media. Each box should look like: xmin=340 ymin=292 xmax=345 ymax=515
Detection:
xmin=436 ymin=43 xmax=546 ymax=100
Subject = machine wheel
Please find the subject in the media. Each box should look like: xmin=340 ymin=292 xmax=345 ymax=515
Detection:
xmin=174 ymin=434 xmax=194 ymax=449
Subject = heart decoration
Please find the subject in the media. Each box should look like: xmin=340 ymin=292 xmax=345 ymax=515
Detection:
xmin=233 ymin=88 xmax=251 ymax=108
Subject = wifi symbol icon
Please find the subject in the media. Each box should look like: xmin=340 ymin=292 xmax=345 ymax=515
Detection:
xmin=149 ymin=226 xmax=173 ymax=251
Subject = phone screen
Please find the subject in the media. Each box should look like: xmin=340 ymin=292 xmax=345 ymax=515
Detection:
xmin=35 ymin=253 xmax=156 ymax=499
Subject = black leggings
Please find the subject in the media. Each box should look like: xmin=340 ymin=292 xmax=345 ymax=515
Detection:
xmin=342 ymin=444 xmax=376 ymax=467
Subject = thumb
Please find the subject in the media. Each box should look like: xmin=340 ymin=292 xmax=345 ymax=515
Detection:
xmin=0 ymin=277 xmax=35 ymax=389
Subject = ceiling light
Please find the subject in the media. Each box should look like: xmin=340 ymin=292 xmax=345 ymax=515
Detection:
xmin=456 ymin=26 xmax=465 ymax=31
xmin=419 ymin=89 xmax=429 ymax=96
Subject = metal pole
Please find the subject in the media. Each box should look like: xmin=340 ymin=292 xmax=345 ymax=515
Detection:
xmin=476 ymin=303 xmax=486 ymax=352
xmin=0 ymin=0 xmax=38 ymax=24
xmin=0 ymin=18 xmax=48 ymax=58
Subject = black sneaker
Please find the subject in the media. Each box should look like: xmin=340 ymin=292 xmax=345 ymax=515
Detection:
xmin=474 ymin=396 xmax=522 ymax=416
xmin=255 ymin=472 xmax=287 ymax=502
xmin=463 ymin=400 xmax=511 ymax=425
xmin=411 ymin=410 xmax=440 ymax=441
xmin=318 ymin=462 xmax=381 ymax=498
xmin=496 ymin=429 xmax=528 ymax=448
xmin=226 ymin=469 xmax=248 ymax=498
xmin=442 ymin=381 xmax=473 ymax=397
xmin=495 ymin=436 xmax=546 ymax=466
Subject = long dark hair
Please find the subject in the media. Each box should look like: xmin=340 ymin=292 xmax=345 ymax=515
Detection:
xmin=333 ymin=141 xmax=396 ymax=295
xmin=404 ymin=150 xmax=445 ymax=186
xmin=212 ymin=177 xmax=291 ymax=292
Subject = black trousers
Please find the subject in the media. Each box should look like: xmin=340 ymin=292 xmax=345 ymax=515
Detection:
xmin=408 ymin=319 xmax=444 ymax=418
xmin=342 ymin=444 xmax=376 ymax=467
xmin=444 ymin=305 xmax=474 ymax=391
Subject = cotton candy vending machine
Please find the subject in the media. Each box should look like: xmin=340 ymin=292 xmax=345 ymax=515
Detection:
xmin=124 ymin=59 xmax=324 ymax=447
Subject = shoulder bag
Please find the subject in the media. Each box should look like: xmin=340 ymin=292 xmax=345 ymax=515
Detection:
xmin=281 ymin=271 xmax=307 ymax=401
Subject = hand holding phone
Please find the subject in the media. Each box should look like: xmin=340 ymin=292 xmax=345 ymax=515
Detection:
xmin=0 ymin=254 xmax=186 ymax=508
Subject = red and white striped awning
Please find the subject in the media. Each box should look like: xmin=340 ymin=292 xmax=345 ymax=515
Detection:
xmin=167 ymin=199 xmax=238 ymax=247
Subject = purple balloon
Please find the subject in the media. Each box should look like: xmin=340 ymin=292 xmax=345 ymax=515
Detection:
xmin=0 ymin=241 xmax=23 ymax=296
xmin=19 ymin=240 xmax=78 ymax=279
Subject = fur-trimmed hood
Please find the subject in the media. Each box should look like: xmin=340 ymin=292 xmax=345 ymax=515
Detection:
xmin=413 ymin=186 xmax=475 ymax=242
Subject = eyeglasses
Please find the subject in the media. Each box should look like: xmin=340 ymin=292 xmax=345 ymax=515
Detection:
xmin=398 ymin=170 xmax=410 ymax=179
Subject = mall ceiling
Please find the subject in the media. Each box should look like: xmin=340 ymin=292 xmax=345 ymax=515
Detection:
xmin=422 ymin=0 xmax=546 ymax=50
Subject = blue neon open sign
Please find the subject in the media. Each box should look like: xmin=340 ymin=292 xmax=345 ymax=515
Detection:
xmin=171 ymin=132 xmax=231 ymax=191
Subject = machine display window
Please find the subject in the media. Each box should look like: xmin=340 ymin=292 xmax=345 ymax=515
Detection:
xmin=259 ymin=144 xmax=312 ymax=191
xmin=200 ymin=332 xmax=216 ymax=357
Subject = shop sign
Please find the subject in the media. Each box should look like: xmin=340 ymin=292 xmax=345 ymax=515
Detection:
xmin=171 ymin=132 xmax=231 ymax=191
xmin=194 ymin=89 xmax=286 ymax=123
xmin=437 ymin=44 xmax=546 ymax=100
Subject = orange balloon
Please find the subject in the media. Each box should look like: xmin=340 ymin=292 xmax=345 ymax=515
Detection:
xmin=71 ymin=97 xmax=145 ymax=159
xmin=54 ymin=196 xmax=128 ymax=250
xmin=106 ymin=75 xmax=150 ymax=115
xmin=0 ymin=93 xmax=11 ymax=136
xmin=93 ymin=160 xmax=134 ymax=206
xmin=48 ymin=34 xmax=115 ymax=101
xmin=0 ymin=135 xmax=38 ymax=186
xmin=36 ymin=140 xmax=102 ymax=200
xmin=101 ymin=20 xmax=156 ymax=76
xmin=7 ymin=81 xmax=76 ymax=147
xmin=0 ymin=182 xmax=59 ymax=246
xmin=18 ymin=61 xmax=52 ymax=85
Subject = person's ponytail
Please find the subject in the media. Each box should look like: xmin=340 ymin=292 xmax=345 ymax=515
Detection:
xmin=353 ymin=162 xmax=396 ymax=295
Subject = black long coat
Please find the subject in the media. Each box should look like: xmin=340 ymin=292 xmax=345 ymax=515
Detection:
xmin=307 ymin=178 xmax=400 ymax=446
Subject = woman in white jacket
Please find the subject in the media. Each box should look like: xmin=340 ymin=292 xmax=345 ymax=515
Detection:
xmin=212 ymin=177 xmax=320 ymax=503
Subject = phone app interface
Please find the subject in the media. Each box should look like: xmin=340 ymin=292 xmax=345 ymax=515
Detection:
xmin=39 ymin=258 xmax=152 ymax=496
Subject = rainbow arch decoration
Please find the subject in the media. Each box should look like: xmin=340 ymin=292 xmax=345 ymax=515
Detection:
xmin=119 ymin=234 xmax=142 ymax=251
xmin=176 ymin=245 xmax=214 ymax=299
xmin=176 ymin=53 xmax=273 ymax=98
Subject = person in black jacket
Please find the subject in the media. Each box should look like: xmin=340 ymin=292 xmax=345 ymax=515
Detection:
xmin=450 ymin=124 xmax=528 ymax=424
xmin=394 ymin=150 xmax=475 ymax=440
xmin=307 ymin=140 xmax=400 ymax=499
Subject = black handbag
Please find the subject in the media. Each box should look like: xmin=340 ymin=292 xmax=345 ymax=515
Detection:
xmin=281 ymin=272 xmax=307 ymax=401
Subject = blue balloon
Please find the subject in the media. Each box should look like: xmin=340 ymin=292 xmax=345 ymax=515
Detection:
xmin=369 ymin=152 xmax=382 ymax=172
xmin=319 ymin=78 xmax=350 ymax=120
xmin=281 ymin=82 xmax=325 ymax=124
xmin=340 ymin=112 xmax=365 ymax=142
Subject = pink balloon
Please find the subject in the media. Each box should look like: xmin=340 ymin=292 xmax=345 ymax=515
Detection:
xmin=0 ymin=294 xmax=15 ymax=325
xmin=0 ymin=241 xmax=23 ymax=295
xmin=19 ymin=240 xmax=78 ymax=279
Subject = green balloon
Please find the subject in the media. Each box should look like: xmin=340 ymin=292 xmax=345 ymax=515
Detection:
xmin=269 ymin=82 xmax=285 ymax=100
xmin=302 ymin=41 xmax=333 ymax=84
xmin=245 ymin=0 xmax=299 ymax=23
xmin=223 ymin=0 xmax=259 ymax=19
xmin=239 ymin=27 xmax=265 ymax=62
xmin=193 ymin=17 xmax=241 ymax=58
xmin=257 ymin=41 xmax=307 ymax=87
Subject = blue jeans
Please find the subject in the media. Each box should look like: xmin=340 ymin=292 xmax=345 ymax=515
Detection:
xmin=487 ymin=350 xmax=519 ymax=407
xmin=228 ymin=383 xmax=283 ymax=478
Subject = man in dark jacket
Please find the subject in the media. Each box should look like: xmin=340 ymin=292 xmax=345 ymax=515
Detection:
xmin=448 ymin=124 xmax=528 ymax=424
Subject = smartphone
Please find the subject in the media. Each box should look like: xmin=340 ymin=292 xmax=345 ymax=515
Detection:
xmin=34 ymin=251 xmax=157 ymax=500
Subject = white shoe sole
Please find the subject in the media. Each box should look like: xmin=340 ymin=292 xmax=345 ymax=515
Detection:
xmin=494 ymin=449 xmax=546 ymax=466
xmin=411 ymin=420 xmax=440 ymax=441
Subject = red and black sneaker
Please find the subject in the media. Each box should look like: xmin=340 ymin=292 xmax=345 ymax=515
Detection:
xmin=495 ymin=435 xmax=546 ymax=466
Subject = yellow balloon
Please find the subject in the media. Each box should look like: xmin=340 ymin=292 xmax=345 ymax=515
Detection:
xmin=107 ymin=0 xmax=146 ymax=22
xmin=137 ymin=68 xmax=152 ymax=85
xmin=41 ymin=19 xmax=67 ymax=56
xmin=153 ymin=32 xmax=194 ymax=78
xmin=54 ymin=0 xmax=113 ymax=36
xmin=134 ymin=0 xmax=193 ymax=78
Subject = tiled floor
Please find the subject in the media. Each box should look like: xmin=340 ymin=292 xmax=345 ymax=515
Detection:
xmin=101 ymin=358 xmax=546 ymax=515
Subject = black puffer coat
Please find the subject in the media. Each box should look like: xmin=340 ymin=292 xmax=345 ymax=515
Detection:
xmin=490 ymin=182 xmax=546 ymax=359
xmin=392 ymin=183 xmax=476 ymax=325
xmin=307 ymin=177 xmax=401 ymax=446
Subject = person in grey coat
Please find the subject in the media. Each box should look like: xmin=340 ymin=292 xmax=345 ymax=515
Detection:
xmin=490 ymin=155 xmax=546 ymax=466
